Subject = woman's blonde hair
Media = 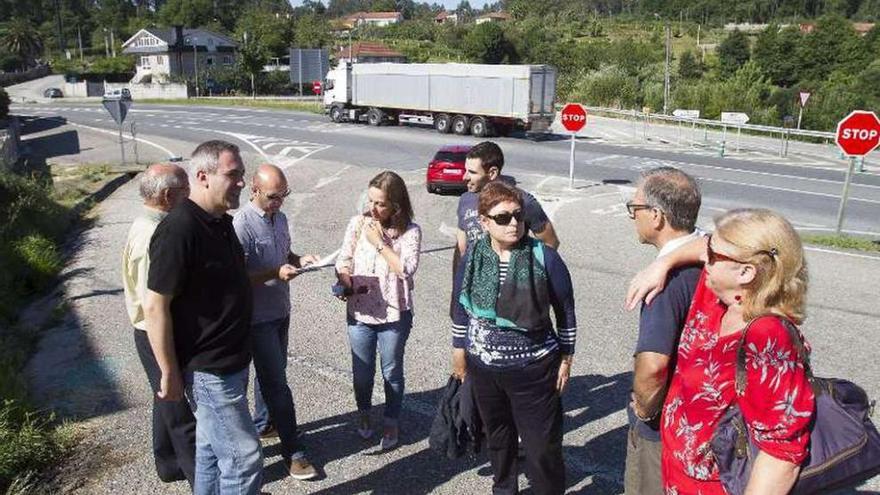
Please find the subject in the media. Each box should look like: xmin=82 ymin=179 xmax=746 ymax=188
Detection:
xmin=714 ymin=209 xmax=808 ymax=324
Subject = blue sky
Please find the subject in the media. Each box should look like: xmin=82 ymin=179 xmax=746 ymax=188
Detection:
xmin=287 ymin=0 xmax=492 ymax=8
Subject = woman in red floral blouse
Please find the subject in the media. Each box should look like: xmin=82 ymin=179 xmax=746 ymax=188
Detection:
xmin=635 ymin=209 xmax=815 ymax=494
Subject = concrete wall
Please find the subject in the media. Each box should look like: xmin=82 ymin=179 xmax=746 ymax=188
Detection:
xmin=105 ymin=82 xmax=190 ymax=99
xmin=64 ymin=81 xmax=89 ymax=97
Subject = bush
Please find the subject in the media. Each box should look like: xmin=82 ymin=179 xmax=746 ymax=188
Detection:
xmin=568 ymin=65 xmax=640 ymax=108
xmin=0 ymin=401 xmax=72 ymax=492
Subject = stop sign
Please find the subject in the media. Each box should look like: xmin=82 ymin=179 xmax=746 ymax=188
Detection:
xmin=836 ymin=110 xmax=880 ymax=156
xmin=312 ymin=80 xmax=322 ymax=95
xmin=561 ymin=103 xmax=587 ymax=133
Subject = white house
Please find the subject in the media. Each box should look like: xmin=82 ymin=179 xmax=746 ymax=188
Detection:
xmin=122 ymin=27 xmax=238 ymax=84
xmin=475 ymin=12 xmax=512 ymax=25
xmin=342 ymin=11 xmax=403 ymax=28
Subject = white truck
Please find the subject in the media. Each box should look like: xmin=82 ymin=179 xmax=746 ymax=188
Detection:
xmin=323 ymin=62 xmax=557 ymax=137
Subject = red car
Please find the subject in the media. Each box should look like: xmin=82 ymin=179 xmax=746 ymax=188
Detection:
xmin=426 ymin=144 xmax=471 ymax=194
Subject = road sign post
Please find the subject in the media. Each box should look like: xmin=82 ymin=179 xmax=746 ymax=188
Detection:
xmin=797 ymin=91 xmax=810 ymax=130
xmin=834 ymin=110 xmax=880 ymax=234
xmin=560 ymin=103 xmax=587 ymax=188
xmin=721 ymin=112 xmax=749 ymax=156
xmin=102 ymin=96 xmax=132 ymax=165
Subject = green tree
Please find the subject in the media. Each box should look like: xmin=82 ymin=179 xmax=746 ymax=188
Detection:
xmin=239 ymin=33 xmax=269 ymax=97
xmin=717 ymin=29 xmax=750 ymax=77
xmin=752 ymin=24 xmax=804 ymax=87
xmin=462 ymin=22 xmax=508 ymax=63
xmin=0 ymin=19 xmax=43 ymax=69
xmin=293 ymin=13 xmax=332 ymax=48
xmin=236 ymin=8 xmax=293 ymax=57
xmin=678 ymin=50 xmax=703 ymax=79
xmin=158 ymin=0 xmax=214 ymax=28
xmin=796 ymin=14 xmax=862 ymax=83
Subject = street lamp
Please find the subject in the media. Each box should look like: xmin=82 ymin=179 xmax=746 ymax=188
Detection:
xmin=187 ymin=36 xmax=199 ymax=97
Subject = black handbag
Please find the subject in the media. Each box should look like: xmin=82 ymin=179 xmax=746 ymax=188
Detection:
xmin=710 ymin=317 xmax=880 ymax=495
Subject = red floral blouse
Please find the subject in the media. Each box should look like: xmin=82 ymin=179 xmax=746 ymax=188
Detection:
xmin=660 ymin=270 xmax=815 ymax=494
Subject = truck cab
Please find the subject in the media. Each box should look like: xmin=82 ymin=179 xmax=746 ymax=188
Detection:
xmin=324 ymin=64 xmax=351 ymax=121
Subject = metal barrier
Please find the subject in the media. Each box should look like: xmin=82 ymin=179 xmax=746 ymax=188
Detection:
xmin=580 ymin=106 xmax=845 ymax=163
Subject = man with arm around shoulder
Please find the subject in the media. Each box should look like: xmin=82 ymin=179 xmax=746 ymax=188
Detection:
xmin=624 ymin=167 xmax=703 ymax=495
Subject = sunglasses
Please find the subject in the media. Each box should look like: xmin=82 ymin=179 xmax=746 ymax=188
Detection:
xmin=625 ymin=202 xmax=655 ymax=219
xmin=487 ymin=209 xmax=524 ymax=226
xmin=262 ymin=190 xmax=291 ymax=201
xmin=706 ymin=234 xmax=747 ymax=265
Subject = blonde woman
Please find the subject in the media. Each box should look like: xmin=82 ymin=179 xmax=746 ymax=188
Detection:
xmin=629 ymin=209 xmax=815 ymax=494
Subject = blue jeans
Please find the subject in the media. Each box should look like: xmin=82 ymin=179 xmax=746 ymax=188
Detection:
xmin=347 ymin=311 xmax=413 ymax=423
xmin=250 ymin=316 xmax=306 ymax=460
xmin=186 ymin=367 xmax=263 ymax=495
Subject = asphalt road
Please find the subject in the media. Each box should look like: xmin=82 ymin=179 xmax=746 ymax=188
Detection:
xmin=12 ymin=100 xmax=880 ymax=494
xmin=12 ymin=101 xmax=880 ymax=236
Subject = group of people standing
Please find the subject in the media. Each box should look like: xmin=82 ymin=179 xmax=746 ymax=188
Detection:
xmin=122 ymin=138 xmax=816 ymax=495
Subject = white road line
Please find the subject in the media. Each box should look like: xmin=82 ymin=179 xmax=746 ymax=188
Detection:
xmin=314 ymin=165 xmax=352 ymax=190
xmin=584 ymin=154 xmax=621 ymax=165
xmin=804 ymin=246 xmax=880 ymax=260
xmin=217 ymin=131 xmax=271 ymax=161
xmin=438 ymin=221 xmax=458 ymax=240
xmin=698 ymin=176 xmax=880 ymax=205
xmin=669 ymin=158 xmax=880 ymax=191
xmin=64 ymin=121 xmax=177 ymax=158
xmin=796 ymin=226 xmax=880 ymax=237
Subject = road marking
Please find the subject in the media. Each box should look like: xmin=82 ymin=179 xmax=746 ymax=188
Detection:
xmin=697 ymin=176 xmax=880 ymax=205
xmin=584 ymin=154 xmax=621 ymax=164
xmin=64 ymin=121 xmax=177 ymax=158
xmin=796 ymin=226 xmax=880 ymax=237
xmin=314 ymin=165 xmax=352 ymax=189
xmin=804 ymin=246 xmax=880 ymax=260
xmin=438 ymin=221 xmax=458 ymax=240
xmin=217 ymin=131 xmax=271 ymax=161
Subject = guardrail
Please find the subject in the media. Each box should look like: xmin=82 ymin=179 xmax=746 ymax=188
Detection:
xmin=577 ymin=106 xmax=866 ymax=169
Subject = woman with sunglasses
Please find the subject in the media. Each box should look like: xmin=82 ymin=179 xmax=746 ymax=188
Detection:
xmin=334 ymin=171 xmax=421 ymax=451
xmin=450 ymin=181 xmax=577 ymax=495
xmin=630 ymin=209 xmax=815 ymax=494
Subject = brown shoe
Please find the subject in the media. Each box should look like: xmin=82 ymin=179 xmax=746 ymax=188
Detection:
xmin=259 ymin=424 xmax=278 ymax=439
xmin=288 ymin=457 xmax=318 ymax=480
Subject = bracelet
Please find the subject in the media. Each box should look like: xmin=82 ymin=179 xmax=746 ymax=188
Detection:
xmin=376 ymin=243 xmax=385 ymax=253
xmin=632 ymin=405 xmax=659 ymax=422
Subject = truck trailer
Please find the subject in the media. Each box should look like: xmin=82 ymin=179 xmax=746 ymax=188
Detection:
xmin=323 ymin=62 xmax=557 ymax=137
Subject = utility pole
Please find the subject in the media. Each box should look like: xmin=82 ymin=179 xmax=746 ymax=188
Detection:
xmin=110 ymin=29 xmax=116 ymax=57
xmin=54 ymin=0 xmax=66 ymax=52
xmin=77 ymin=26 xmax=83 ymax=61
xmin=663 ymin=24 xmax=671 ymax=115
xmin=103 ymin=28 xmax=110 ymax=57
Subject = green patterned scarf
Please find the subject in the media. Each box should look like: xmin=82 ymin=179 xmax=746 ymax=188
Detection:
xmin=458 ymin=235 xmax=551 ymax=331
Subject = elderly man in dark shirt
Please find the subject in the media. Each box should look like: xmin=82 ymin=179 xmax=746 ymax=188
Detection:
xmin=144 ymin=140 xmax=262 ymax=495
xmin=623 ymin=167 xmax=703 ymax=495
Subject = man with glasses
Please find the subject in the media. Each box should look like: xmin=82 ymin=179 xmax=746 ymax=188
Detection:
xmin=145 ymin=140 xmax=262 ymax=494
xmin=232 ymin=163 xmax=319 ymax=480
xmin=623 ymin=167 xmax=703 ymax=495
xmin=123 ymin=163 xmax=194 ymax=486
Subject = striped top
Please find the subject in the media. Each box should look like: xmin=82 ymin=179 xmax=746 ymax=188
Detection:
xmin=498 ymin=260 xmax=509 ymax=284
xmin=452 ymin=244 xmax=577 ymax=370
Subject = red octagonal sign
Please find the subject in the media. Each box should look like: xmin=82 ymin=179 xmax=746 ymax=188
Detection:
xmin=836 ymin=110 xmax=880 ymax=157
xmin=561 ymin=103 xmax=587 ymax=133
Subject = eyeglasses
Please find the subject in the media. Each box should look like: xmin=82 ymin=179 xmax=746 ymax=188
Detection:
xmin=487 ymin=209 xmax=524 ymax=226
xmin=706 ymin=234 xmax=779 ymax=265
xmin=262 ymin=190 xmax=290 ymax=201
xmin=625 ymin=202 xmax=655 ymax=219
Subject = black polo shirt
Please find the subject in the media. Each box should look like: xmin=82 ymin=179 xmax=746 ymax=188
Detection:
xmin=147 ymin=199 xmax=252 ymax=374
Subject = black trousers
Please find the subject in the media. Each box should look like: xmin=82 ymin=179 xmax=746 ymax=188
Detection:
xmin=133 ymin=329 xmax=196 ymax=485
xmin=468 ymin=354 xmax=565 ymax=495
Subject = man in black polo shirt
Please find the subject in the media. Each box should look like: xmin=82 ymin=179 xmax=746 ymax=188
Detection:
xmin=144 ymin=140 xmax=262 ymax=494
xmin=623 ymin=167 xmax=702 ymax=495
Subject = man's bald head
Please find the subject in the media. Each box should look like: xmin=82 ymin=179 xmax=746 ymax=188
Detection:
xmin=253 ymin=163 xmax=287 ymax=190
xmin=139 ymin=163 xmax=188 ymax=211
xmin=251 ymin=164 xmax=290 ymax=215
